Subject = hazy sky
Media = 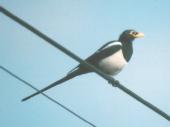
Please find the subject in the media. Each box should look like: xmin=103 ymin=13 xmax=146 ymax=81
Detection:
xmin=0 ymin=0 xmax=170 ymax=127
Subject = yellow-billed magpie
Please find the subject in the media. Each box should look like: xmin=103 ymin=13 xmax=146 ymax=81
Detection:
xmin=22 ymin=29 xmax=144 ymax=101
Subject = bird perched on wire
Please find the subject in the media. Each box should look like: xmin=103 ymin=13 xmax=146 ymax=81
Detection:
xmin=22 ymin=29 xmax=144 ymax=101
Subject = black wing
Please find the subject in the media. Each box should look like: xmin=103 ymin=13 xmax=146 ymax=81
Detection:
xmin=67 ymin=41 xmax=122 ymax=74
xmin=85 ymin=41 xmax=122 ymax=65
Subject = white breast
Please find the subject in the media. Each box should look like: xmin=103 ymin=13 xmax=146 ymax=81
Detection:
xmin=98 ymin=49 xmax=127 ymax=75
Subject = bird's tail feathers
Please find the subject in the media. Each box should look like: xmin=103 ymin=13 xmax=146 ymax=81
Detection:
xmin=22 ymin=69 xmax=81 ymax=102
xmin=67 ymin=65 xmax=79 ymax=75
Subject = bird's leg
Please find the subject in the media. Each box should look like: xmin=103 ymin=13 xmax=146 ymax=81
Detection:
xmin=108 ymin=78 xmax=120 ymax=87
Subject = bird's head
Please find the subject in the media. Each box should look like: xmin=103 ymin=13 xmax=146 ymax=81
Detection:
xmin=119 ymin=29 xmax=144 ymax=43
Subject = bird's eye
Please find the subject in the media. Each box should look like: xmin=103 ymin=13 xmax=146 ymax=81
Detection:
xmin=131 ymin=31 xmax=138 ymax=35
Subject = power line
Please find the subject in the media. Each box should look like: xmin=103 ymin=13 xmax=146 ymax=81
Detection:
xmin=0 ymin=6 xmax=170 ymax=122
xmin=0 ymin=66 xmax=96 ymax=127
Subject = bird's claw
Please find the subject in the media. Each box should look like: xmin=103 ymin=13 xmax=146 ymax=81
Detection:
xmin=108 ymin=79 xmax=119 ymax=87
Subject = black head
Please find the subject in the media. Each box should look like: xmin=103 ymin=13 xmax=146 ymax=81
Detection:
xmin=119 ymin=29 xmax=144 ymax=62
xmin=119 ymin=29 xmax=144 ymax=43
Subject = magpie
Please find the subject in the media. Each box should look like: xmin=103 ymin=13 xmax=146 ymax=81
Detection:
xmin=22 ymin=29 xmax=144 ymax=101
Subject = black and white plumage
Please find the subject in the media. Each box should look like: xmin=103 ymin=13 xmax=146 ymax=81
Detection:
xmin=22 ymin=29 xmax=144 ymax=101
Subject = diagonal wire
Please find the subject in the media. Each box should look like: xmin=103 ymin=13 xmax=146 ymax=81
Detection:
xmin=0 ymin=6 xmax=170 ymax=122
xmin=0 ymin=66 xmax=96 ymax=127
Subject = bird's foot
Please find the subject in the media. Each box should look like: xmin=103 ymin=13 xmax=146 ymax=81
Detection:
xmin=108 ymin=79 xmax=120 ymax=87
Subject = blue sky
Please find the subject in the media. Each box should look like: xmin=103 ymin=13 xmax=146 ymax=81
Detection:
xmin=0 ymin=0 xmax=170 ymax=127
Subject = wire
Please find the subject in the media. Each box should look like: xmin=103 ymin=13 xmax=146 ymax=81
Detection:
xmin=0 ymin=66 xmax=96 ymax=127
xmin=0 ymin=6 xmax=170 ymax=122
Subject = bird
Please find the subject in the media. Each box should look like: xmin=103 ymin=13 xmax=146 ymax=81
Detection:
xmin=22 ymin=29 xmax=144 ymax=101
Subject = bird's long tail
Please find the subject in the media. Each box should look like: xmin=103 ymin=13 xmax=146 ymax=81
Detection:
xmin=22 ymin=69 xmax=81 ymax=102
